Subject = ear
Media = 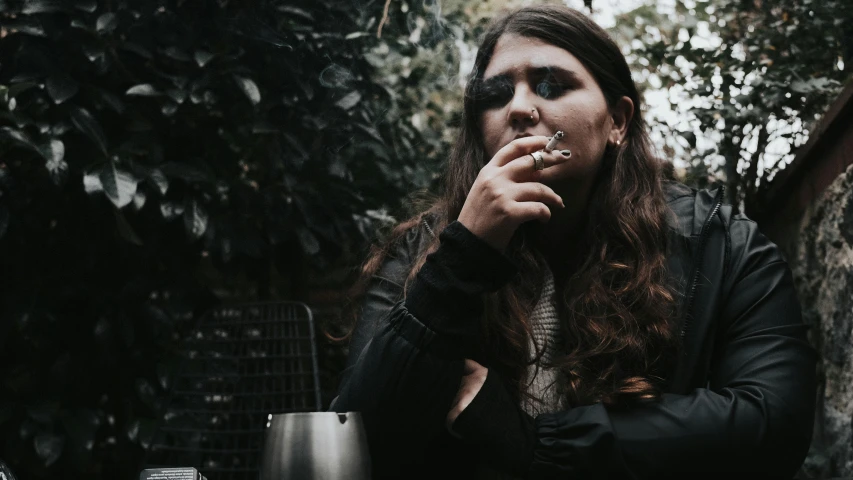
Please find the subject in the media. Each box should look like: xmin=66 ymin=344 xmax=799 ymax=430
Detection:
xmin=609 ymin=96 xmax=634 ymax=144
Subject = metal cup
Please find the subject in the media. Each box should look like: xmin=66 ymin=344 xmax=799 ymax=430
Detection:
xmin=259 ymin=412 xmax=371 ymax=480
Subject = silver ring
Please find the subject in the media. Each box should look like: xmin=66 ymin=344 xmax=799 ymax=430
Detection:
xmin=530 ymin=151 xmax=545 ymax=171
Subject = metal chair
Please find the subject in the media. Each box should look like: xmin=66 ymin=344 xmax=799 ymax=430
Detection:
xmin=143 ymin=301 xmax=322 ymax=480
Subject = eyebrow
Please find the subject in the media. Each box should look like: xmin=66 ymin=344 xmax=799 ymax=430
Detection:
xmin=481 ymin=66 xmax=582 ymax=86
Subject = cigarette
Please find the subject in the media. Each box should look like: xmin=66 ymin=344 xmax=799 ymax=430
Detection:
xmin=544 ymin=131 xmax=564 ymax=152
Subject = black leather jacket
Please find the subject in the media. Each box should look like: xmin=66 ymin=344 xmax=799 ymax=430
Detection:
xmin=331 ymin=181 xmax=817 ymax=479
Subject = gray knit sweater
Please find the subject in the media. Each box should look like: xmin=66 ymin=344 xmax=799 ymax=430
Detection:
xmin=521 ymin=266 xmax=565 ymax=417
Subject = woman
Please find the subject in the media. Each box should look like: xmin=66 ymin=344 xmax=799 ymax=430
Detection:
xmin=330 ymin=4 xmax=816 ymax=479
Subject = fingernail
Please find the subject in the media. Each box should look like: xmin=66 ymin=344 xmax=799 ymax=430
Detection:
xmin=560 ymin=150 xmax=572 ymax=158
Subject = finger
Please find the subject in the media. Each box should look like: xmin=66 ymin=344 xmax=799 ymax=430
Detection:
xmin=511 ymin=201 xmax=553 ymax=224
xmin=463 ymin=358 xmax=483 ymax=375
xmin=509 ymin=182 xmax=564 ymax=208
xmin=487 ymin=136 xmax=550 ymax=168
xmin=503 ymin=149 xmax=572 ymax=178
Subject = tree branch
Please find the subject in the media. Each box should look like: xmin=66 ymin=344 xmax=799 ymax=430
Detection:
xmin=377 ymin=0 xmax=392 ymax=38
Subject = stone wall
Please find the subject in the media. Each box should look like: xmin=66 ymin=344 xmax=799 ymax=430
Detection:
xmin=783 ymin=162 xmax=853 ymax=478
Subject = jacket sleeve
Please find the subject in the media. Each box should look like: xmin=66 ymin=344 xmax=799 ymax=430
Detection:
xmin=523 ymin=217 xmax=817 ymax=479
xmin=329 ymin=221 xmax=517 ymax=474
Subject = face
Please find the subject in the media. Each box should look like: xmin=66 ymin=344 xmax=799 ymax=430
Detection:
xmin=477 ymin=34 xmax=629 ymax=195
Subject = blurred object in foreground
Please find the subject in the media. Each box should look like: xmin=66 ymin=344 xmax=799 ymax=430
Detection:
xmin=140 ymin=467 xmax=207 ymax=480
xmin=0 ymin=459 xmax=18 ymax=480
xmin=259 ymin=412 xmax=370 ymax=480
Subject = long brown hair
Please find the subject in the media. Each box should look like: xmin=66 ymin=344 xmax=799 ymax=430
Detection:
xmin=342 ymin=4 xmax=680 ymax=409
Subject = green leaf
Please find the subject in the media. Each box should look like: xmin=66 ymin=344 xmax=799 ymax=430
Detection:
xmin=790 ymin=77 xmax=838 ymax=94
xmin=277 ymin=5 xmax=314 ymax=22
xmin=160 ymin=162 xmax=213 ymax=183
xmin=43 ymin=139 xmax=68 ymax=186
xmin=74 ymin=0 xmax=96 ymax=12
xmin=125 ymin=84 xmax=160 ymax=96
xmin=8 ymin=81 xmax=39 ymax=98
xmin=163 ymin=89 xmax=185 ymax=105
xmin=83 ymin=167 xmax=103 ymax=194
xmin=9 ymin=73 xmax=40 ymax=83
xmin=81 ymin=42 xmax=105 ymax=62
xmin=251 ymin=122 xmax=278 ymax=134
xmin=113 ymin=209 xmax=142 ymax=245
xmin=296 ymin=226 xmax=320 ymax=255
xmin=21 ymin=0 xmax=65 ymax=14
xmin=126 ymin=418 xmax=157 ymax=449
xmin=335 ymin=91 xmax=361 ymax=110
xmin=95 ymin=12 xmax=117 ymax=33
xmin=0 ymin=127 xmax=40 ymax=153
xmin=161 ymin=102 xmax=178 ymax=116
xmin=99 ymin=161 xmax=138 ymax=209
xmin=194 ymin=50 xmax=215 ymax=67
xmin=132 ymin=191 xmax=146 ymax=210
xmin=183 ymin=198 xmax=208 ymax=241
xmin=4 ymin=18 xmax=46 ymax=36
xmin=163 ymin=46 xmax=191 ymax=62
xmin=148 ymin=169 xmax=168 ymax=195
xmin=33 ymin=433 xmax=64 ymax=467
xmin=234 ymin=75 xmax=261 ymax=105
xmin=46 ymin=75 xmax=79 ymax=104
xmin=135 ymin=378 xmax=159 ymax=410
xmin=160 ymin=201 xmax=184 ymax=220
xmin=70 ymin=107 xmax=108 ymax=156
xmin=70 ymin=18 xmax=90 ymax=31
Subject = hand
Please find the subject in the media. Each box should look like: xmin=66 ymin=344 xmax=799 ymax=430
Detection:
xmin=457 ymin=136 xmax=570 ymax=252
xmin=446 ymin=358 xmax=489 ymax=438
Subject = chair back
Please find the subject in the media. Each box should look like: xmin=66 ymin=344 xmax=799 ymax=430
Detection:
xmin=143 ymin=301 xmax=322 ymax=480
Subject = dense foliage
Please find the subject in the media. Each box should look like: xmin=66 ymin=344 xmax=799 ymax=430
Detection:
xmin=612 ymin=0 xmax=853 ymax=208
xmin=0 ymin=0 xmax=442 ymax=477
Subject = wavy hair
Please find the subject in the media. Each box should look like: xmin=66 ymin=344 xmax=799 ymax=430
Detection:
xmin=341 ymin=4 xmax=680 ymax=408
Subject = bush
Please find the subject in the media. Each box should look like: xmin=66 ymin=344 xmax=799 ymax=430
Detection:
xmin=0 ymin=0 xmax=439 ymax=477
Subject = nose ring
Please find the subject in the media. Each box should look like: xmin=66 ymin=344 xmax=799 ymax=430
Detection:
xmin=530 ymin=108 xmax=536 ymax=121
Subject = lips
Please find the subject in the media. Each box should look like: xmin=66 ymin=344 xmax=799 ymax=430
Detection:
xmin=513 ymin=133 xmax=534 ymax=140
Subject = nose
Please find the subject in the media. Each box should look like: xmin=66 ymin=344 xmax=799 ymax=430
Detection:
xmin=507 ymin=85 xmax=538 ymax=129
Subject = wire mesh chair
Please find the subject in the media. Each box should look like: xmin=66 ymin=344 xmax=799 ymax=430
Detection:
xmin=143 ymin=301 xmax=322 ymax=480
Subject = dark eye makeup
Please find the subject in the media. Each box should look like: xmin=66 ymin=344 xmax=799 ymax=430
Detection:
xmin=473 ymin=68 xmax=575 ymax=111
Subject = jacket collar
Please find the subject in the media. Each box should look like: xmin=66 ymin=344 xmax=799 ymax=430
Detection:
xmin=663 ymin=180 xmax=725 ymax=238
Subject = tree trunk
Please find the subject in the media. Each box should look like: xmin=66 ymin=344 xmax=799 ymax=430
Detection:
xmin=743 ymin=124 xmax=770 ymax=211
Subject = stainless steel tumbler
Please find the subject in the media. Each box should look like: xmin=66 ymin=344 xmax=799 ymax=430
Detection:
xmin=259 ymin=412 xmax=371 ymax=480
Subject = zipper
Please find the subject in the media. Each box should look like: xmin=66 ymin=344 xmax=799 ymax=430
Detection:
xmin=680 ymin=185 xmax=725 ymax=342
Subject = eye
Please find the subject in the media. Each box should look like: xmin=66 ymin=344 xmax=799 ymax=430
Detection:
xmin=475 ymin=79 xmax=514 ymax=110
xmin=536 ymin=78 xmax=566 ymax=99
